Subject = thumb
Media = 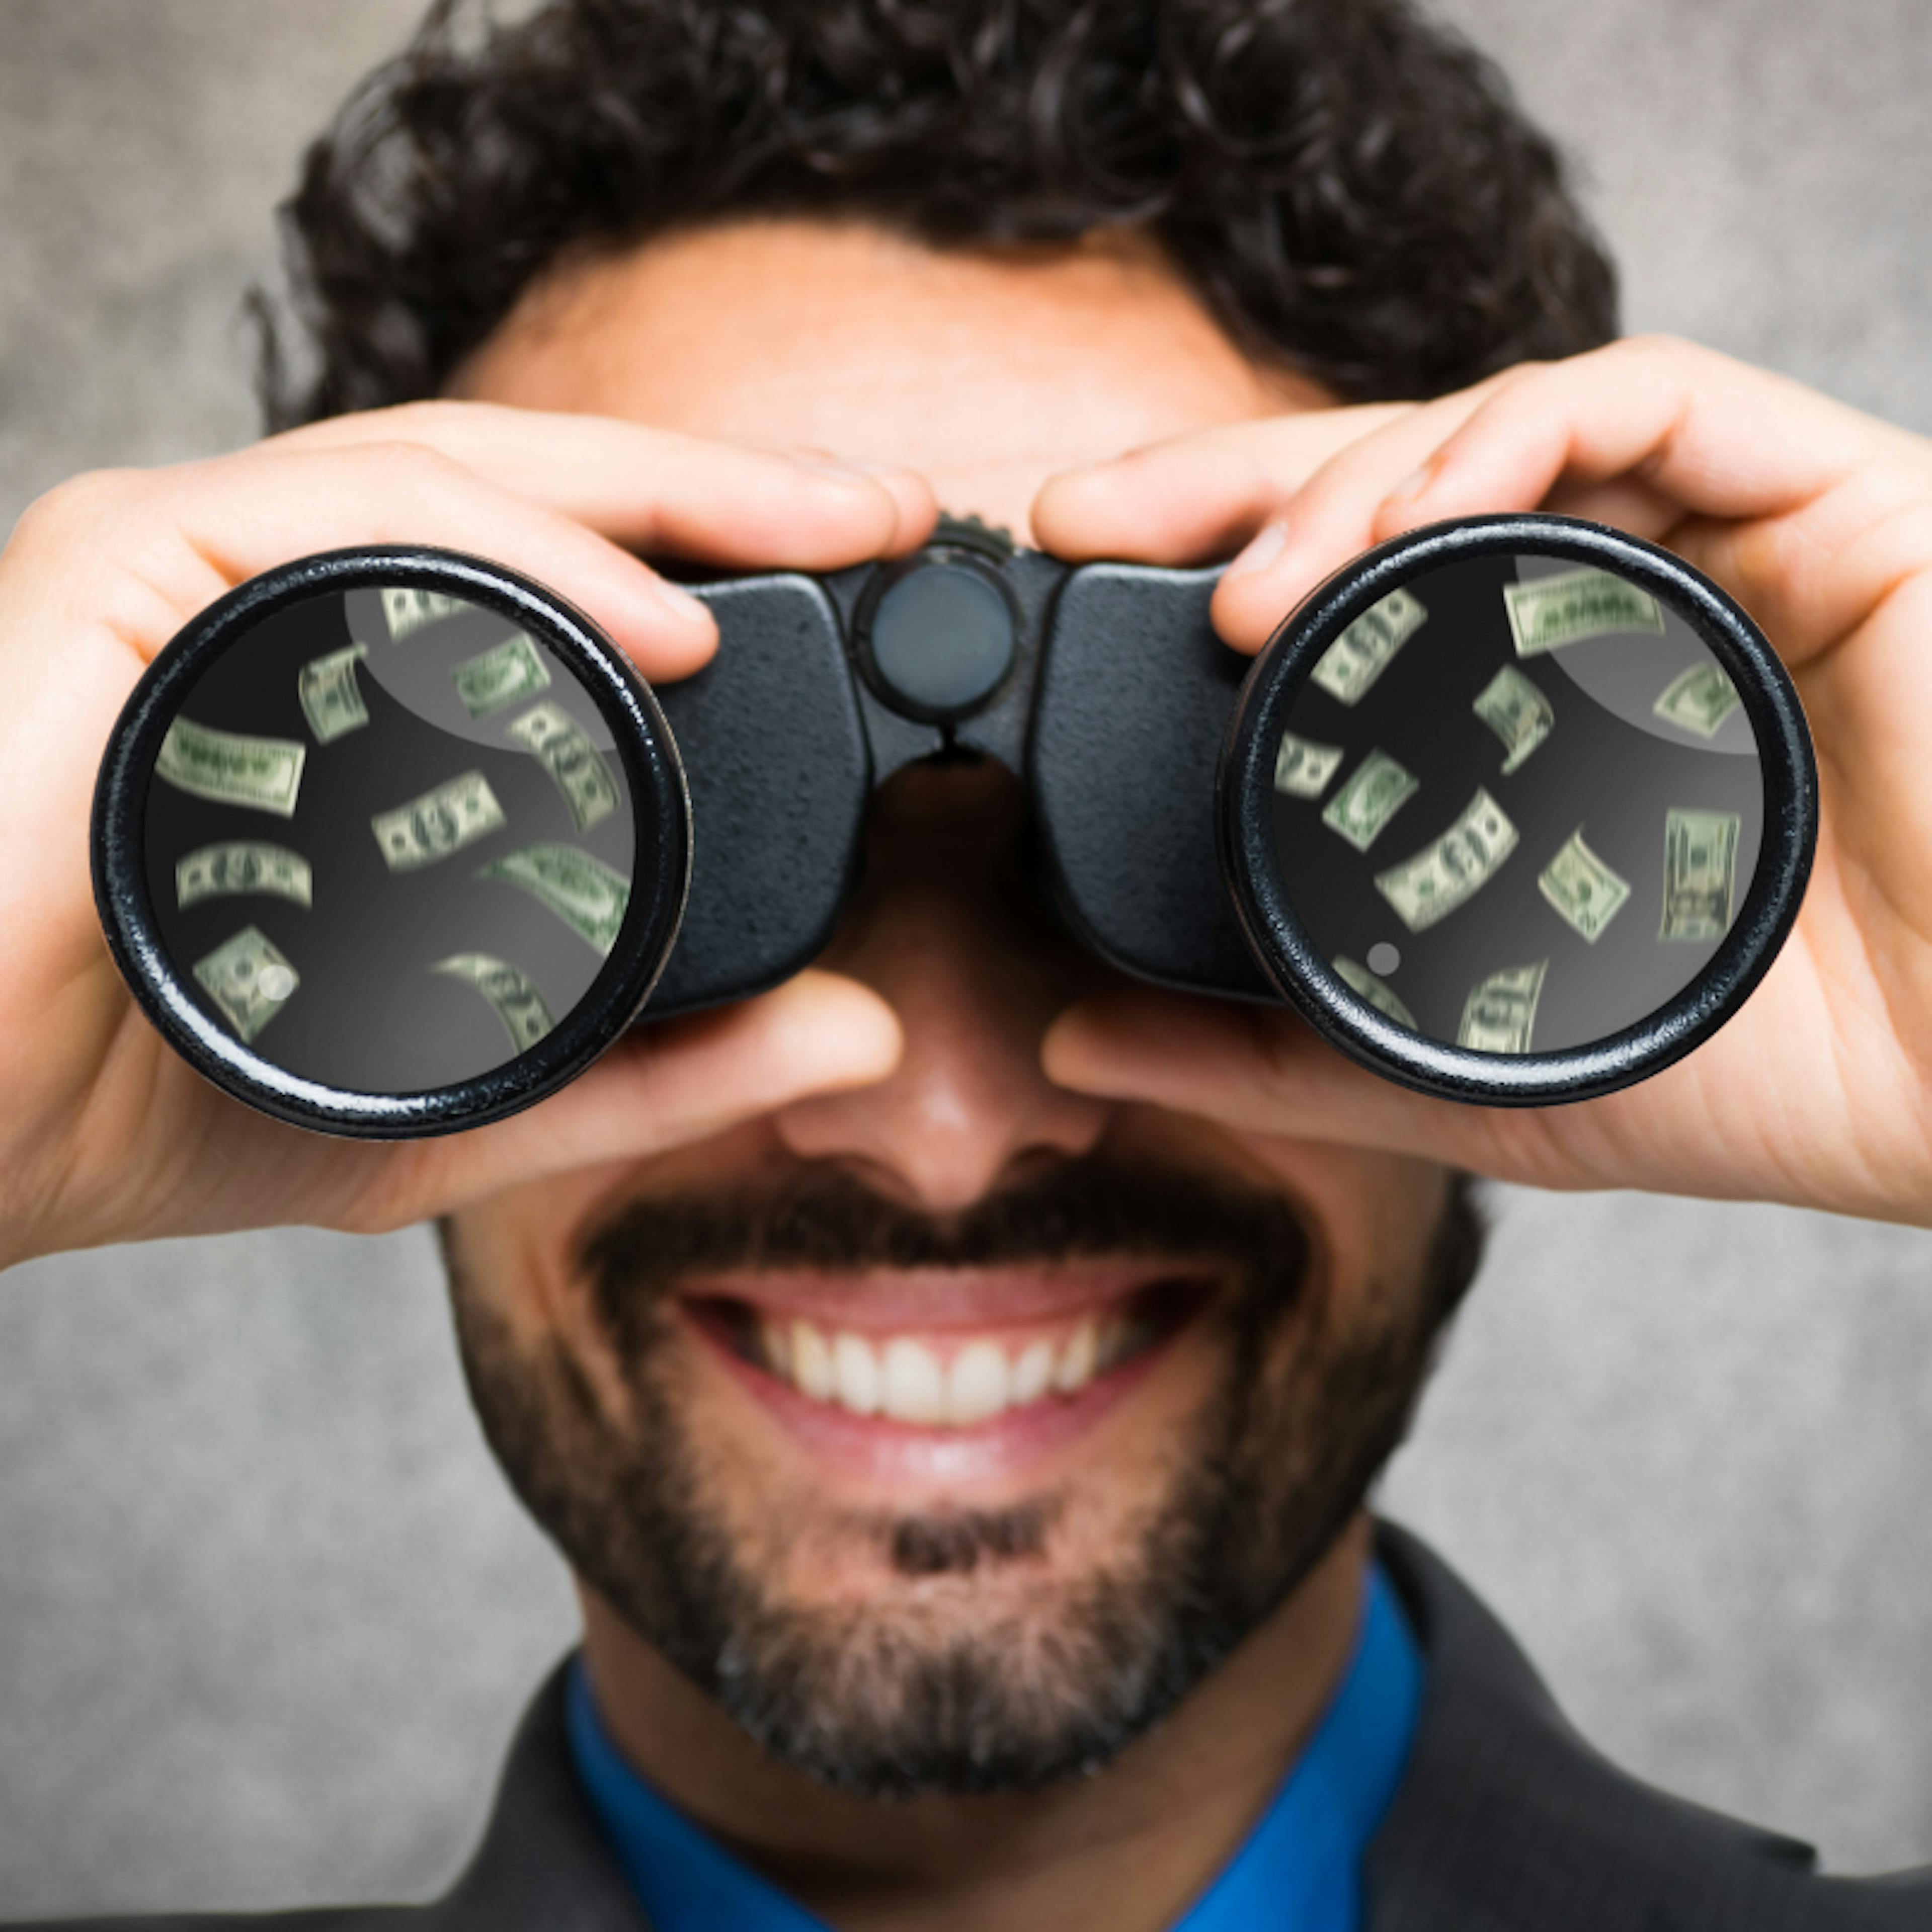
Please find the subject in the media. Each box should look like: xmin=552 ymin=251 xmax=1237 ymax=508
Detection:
xmin=371 ymin=970 xmax=903 ymax=1225
xmin=1042 ymin=988 xmax=1578 ymax=1185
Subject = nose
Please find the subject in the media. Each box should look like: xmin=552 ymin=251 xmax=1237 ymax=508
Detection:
xmin=770 ymin=761 xmax=1112 ymax=1210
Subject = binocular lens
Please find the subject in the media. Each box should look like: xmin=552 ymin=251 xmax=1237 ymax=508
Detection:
xmin=95 ymin=518 xmax=1813 ymax=1135
xmin=1221 ymin=519 xmax=1815 ymax=1101
xmin=93 ymin=551 xmax=689 ymax=1134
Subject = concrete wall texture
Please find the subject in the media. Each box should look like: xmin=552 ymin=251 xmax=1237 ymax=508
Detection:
xmin=2 ymin=0 xmax=1929 ymax=1913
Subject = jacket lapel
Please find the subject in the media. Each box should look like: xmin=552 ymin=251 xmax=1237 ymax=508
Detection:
xmin=1365 ymin=1522 xmax=1818 ymax=1932
xmin=430 ymin=1664 xmax=651 ymax=1932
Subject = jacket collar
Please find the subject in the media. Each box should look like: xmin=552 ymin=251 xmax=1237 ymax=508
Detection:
xmin=435 ymin=1523 xmax=1824 ymax=1932
xmin=433 ymin=1668 xmax=648 ymax=1932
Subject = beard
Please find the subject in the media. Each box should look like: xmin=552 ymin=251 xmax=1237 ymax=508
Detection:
xmin=442 ymin=1156 xmax=1482 ymax=1799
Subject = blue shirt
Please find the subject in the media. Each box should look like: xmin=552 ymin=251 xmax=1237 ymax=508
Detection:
xmin=567 ymin=1562 xmax=1422 ymax=1932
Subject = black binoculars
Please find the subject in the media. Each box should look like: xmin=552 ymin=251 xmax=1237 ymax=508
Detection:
xmin=92 ymin=511 xmax=1815 ymax=1137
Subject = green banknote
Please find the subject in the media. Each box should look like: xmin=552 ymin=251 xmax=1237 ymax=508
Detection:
xmin=451 ymin=632 xmax=552 ymax=719
xmin=370 ymin=770 xmax=507 ymax=871
xmin=1503 ymin=569 xmax=1664 ymax=656
xmin=477 ymin=842 xmax=631 ymax=955
xmin=156 ymin=717 xmax=305 ymax=817
xmin=192 ymin=925 xmax=299 ymax=1044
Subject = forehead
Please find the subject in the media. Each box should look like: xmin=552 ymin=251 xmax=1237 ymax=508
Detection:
xmin=453 ymin=217 xmax=1320 ymax=539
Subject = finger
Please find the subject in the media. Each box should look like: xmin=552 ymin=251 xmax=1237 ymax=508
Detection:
xmin=275 ymin=401 xmax=938 ymax=568
xmin=1538 ymin=473 xmax=1686 ymax=542
xmin=42 ymin=442 xmax=722 ymax=684
xmin=1029 ymin=404 xmax=1416 ymax=567
xmin=1226 ymin=338 xmax=1932 ymax=669
xmin=1386 ymin=342 xmax=1932 ymax=667
xmin=771 ymin=442 xmax=940 ymax=560
xmin=1201 ymin=374 xmax=1539 ymax=651
xmin=1375 ymin=337 xmax=1886 ymax=536
xmin=362 ymin=970 xmax=904 ymax=1228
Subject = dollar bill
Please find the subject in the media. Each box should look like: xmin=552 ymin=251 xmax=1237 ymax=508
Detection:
xmin=1374 ymin=788 xmax=1519 ymax=933
xmin=1472 ymin=664 xmax=1554 ymax=774
xmin=370 ymin=770 xmax=507 ymax=871
xmin=477 ymin=842 xmax=631 ymax=955
xmin=1653 ymin=663 xmax=1740 ymax=738
xmin=1457 ymin=959 xmax=1548 ymax=1054
xmin=1321 ymin=749 xmax=1418 ymax=852
xmin=450 ymin=631 xmax=552 ymax=719
xmin=176 ymin=841 xmax=313 ymax=911
xmin=380 ymin=587 xmax=468 ymax=643
xmin=1538 ymin=828 xmax=1631 ymax=942
xmin=297 ymin=641 xmax=371 ymax=744
xmin=156 ymin=717 xmax=305 ymax=817
xmin=1273 ymin=730 xmax=1343 ymax=799
xmin=1309 ymin=587 xmax=1427 ymax=705
xmin=506 ymin=700 xmax=618 ymax=832
xmin=430 ymin=952 xmax=556 ymax=1052
xmin=1659 ymin=807 xmax=1741 ymax=941
xmin=1503 ymin=568 xmax=1664 ymax=656
xmin=1334 ymin=956 xmax=1417 ymax=1031
xmin=192 ymin=925 xmax=299 ymax=1044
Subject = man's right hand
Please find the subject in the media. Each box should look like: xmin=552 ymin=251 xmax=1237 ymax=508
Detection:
xmin=0 ymin=405 xmax=927 ymax=1268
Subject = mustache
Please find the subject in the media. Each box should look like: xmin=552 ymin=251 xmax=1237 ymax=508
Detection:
xmin=575 ymin=1151 xmax=1314 ymax=1309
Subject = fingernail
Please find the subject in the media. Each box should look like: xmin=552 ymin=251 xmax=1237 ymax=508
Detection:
xmin=790 ymin=452 xmax=888 ymax=489
xmin=1226 ymin=519 xmax=1289 ymax=578
xmin=651 ymin=575 xmax=711 ymax=625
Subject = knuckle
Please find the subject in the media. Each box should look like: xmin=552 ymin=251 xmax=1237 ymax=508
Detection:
xmin=1496 ymin=355 xmax=1553 ymax=387
xmin=8 ymin=468 xmax=141 ymax=551
xmin=1476 ymin=358 xmax=1551 ymax=405
xmin=1611 ymin=332 xmax=1704 ymax=380
xmin=344 ymin=437 xmax=466 ymax=489
xmin=366 ymin=396 xmax=494 ymax=442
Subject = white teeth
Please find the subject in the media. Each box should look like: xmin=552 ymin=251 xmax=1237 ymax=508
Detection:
xmin=791 ymin=1319 xmax=835 ymax=1402
xmin=832 ymin=1331 xmax=879 ymax=1416
xmin=1011 ymin=1338 xmax=1055 ymax=1405
xmin=947 ymin=1341 xmax=1009 ymax=1425
xmin=760 ymin=1318 xmax=792 ymax=1380
xmin=881 ymin=1337 xmax=946 ymax=1423
xmin=1054 ymin=1318 xmax=1098 ymax=1393
xmin=758 ymin=1311 xmax=1126 ymax=1424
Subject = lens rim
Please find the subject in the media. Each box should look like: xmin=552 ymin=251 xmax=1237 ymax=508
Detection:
xmin=1217 ymin=514 xmax=1817 ymax=1105
xmin=92 ymin=545 xmax=692 ymax=1138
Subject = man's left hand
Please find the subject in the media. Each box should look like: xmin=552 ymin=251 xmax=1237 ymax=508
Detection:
xmin=1032 ymin=337 xmax=1932 ymax=1227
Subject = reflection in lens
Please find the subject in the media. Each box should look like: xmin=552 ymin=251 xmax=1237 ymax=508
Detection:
xmin=1270 ymin=553 xmax=1763 ymax=1057
xmin=142 ymin=582 xmax=645 ymax=1095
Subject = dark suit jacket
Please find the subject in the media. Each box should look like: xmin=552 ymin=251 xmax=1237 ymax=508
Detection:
xmin=26 ymin=1524 xmax=1932 ymax=1930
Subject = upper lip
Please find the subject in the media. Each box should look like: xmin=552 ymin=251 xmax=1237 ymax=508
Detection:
xmin=675 ymin=1261 xmax=1217 ymax=1332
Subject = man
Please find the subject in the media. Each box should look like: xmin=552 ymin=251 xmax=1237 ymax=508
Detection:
xmin=2 ymin=1 xmax=1929 ymax=1927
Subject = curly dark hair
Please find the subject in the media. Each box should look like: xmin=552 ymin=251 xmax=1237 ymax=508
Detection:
xmin=260 ymin=0 xmax=1618 ymax=429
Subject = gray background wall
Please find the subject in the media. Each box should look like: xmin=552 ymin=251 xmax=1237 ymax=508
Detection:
xmin=3 ymin=0 xmax=1930 ymax=1913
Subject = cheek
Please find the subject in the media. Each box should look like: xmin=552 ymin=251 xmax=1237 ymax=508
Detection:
xmin=1105 ymin=1106 xmax=1451 ymax=1328
xmin=447 ymin=1121 xmax=784 ymax=1385
xmin=1220 ymin=1138 xmax=1451 ymax=1333
xmin=447 ymin=1165 xmax=655 ymax=1422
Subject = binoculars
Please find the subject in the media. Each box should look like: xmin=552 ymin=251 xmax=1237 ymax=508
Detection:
xmin=92 ymin=512 xmax=1815 ymax=1137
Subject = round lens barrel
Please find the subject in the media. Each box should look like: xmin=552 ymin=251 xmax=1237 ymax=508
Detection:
xmin=93 ymin=548 xmax=690 ymax=1137
xmin=1218 ymin=516 xmax=1816 ymax=1103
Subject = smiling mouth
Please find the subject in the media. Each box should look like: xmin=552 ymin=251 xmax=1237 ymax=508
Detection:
xmin=686 ymin=1275 xmax=1214 ymax=1429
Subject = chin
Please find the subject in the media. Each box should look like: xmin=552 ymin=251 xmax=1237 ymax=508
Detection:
xmin=442 ymin=1157 xmax=1473 ymax=1794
